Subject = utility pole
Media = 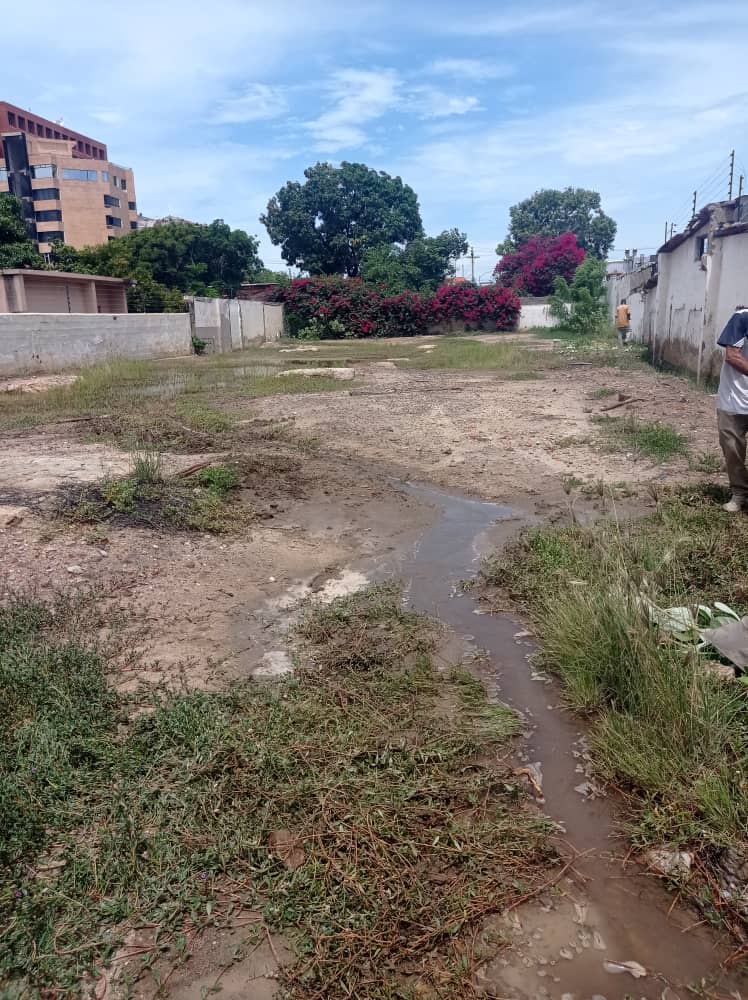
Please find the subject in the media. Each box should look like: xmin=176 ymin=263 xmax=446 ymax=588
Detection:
xmin=692 ymin=190 xmax=697 ymax=218
xmin=469 ymin=246 xmax=479 ymax=283
xmin=739 ymin=175 xmax=745 ymax=200
xmin=669 ymin=222 xmax=675 ymax=239
xmin=664 ymin=221 xmax=669 ymax=244
xmin=729 ymin=149 xmax=735 ymax=200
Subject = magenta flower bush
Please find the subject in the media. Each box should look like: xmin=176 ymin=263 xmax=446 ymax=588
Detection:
xmin=274 ymin=277 xmax=520 ymax=339
xmin=494 ymin=232 xmax=585 ymax=297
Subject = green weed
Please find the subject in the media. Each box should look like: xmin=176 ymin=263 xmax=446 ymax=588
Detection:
xmin=593 ymin=414 xmax=689 ymax=462
xmin=196 ymin=464 xmax=241 ymax=495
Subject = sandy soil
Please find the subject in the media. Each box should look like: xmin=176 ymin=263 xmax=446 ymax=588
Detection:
xmin=251 ymin=361 xmax=720 ymax=502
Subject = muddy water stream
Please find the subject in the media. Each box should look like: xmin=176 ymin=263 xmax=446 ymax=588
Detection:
xmin=400 ymin=482 xmax=742 ymax=1000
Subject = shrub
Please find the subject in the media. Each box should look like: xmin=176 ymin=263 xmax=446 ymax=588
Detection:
xmin=427 ymin=284 xmax=520 ymax=331
xmin=549 ymin=256 xmax=608 ymax=336
xmin=494 ymin=232 xmax=585 ymax=297
xmin=274 ymin=278 xmax=520 ymax=339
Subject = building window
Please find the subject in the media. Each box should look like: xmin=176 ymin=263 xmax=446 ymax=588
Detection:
xmin=106 ymin=215 xmax=122 ymax=228
xmin=45 ymin=126 xmax=52 ymax=138
xmin=130 ymin=221 xmax=138 ymax=229
xmin=27 ymin=121 xmax=35 ymax=133
xmin=35 ymin=209 xmax=63 ymax=222
xmin=85 ymin=142 xmax=91 ymax=155
xmin=112 ymin=175 xmax=119 ymax=188
xmin=17 ymin=116 xmax=25 ymax=129
xmin=104 ymin=194 xmax=120 ymax=208
xmin=62 ymin=133 xmax=69 ymax=141
xmin=0 ymin=168 xmax=8 ymax=182
xmin=34 ymin=187 xmax=60 ymax=201
xmin=128 ymin=200 xmax=136 ymax=211
xmin=120 ymin=178 xmax=127 ymax=191
xmin=696 ymin=235 xmax=709 ymax=259
xmin=37 ymin=230 xmax=65 ymax=244
xmin=7 ymin=111 xmax=16 ymax=126
xmin=101 ymin=170 xmax=108 ymax=182
xmin=98 ymin=149 xmax=105 ymax=160
xmin=54 ymin=130 xmax=61 ymax=140
xmin=61 ymin=168 xmax=98 ymax=181
xmin=31 ymin=164 xmax=56 ymax=179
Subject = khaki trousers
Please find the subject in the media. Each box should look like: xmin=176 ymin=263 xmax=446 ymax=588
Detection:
xmin=718 ymin=409 xmax=748 ymax=499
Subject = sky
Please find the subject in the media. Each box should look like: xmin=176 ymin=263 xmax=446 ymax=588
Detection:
xmin=4 ymin=0 xmax=748 ymax=276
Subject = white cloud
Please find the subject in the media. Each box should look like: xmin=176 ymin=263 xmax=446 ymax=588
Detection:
xmin=306 ymin=69 xmax=400 ymax=151
xmin=408 ymin=88 xmax=483 ymax=119
xmin=215 ymin=84 xmax=287 ymax=124
xmin=443 ymin=3 xmax=594 ymax=36
xmin=426 ymin=58 xmax=513 ymax=81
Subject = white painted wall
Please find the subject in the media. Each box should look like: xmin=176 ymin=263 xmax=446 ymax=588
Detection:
xmin=0 ymin=313 xmax=192 ymax=375
xmin=519 ymin=302 xmax=556 ymax=329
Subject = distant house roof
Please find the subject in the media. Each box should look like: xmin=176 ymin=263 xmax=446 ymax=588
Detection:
xmin=0 ymin=268 xmax=127 ymax=285
xmin=237 ymin=282 xmax=281 ymax=301
xmin=658 ymin=197 xmax=748 ymax=254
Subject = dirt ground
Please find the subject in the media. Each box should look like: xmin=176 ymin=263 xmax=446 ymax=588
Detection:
xmin=0 ymin=338 xmax=742 ymax=999
xmin=0 ymin=349 xmax=720 ymax=688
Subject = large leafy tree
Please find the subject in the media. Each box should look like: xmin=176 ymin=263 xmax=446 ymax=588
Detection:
xmin=0 ymin=193 xmax=45 ymax=269
xmin=50 ymin=219 xmax=263 ymax=310
xmin=499 ymin=188 xmax=616 ymax=260
xmin=261 ymin=162 xmax=423 ymax=277
xmin=360 ymin=229 xmax=468 ymax=294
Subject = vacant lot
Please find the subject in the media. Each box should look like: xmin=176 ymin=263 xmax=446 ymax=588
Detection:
xmin=1 ymin=333 xmax=745 ymax=999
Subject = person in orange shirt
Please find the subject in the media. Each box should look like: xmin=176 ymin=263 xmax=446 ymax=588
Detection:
xmin=615 ymin=299 xmax=631 ymax=343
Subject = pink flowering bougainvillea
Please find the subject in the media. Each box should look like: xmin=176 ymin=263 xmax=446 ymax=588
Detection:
xmin=494 ymin=232 xmax=585 ymax=297
xmin=274 ymin=277 xmax=520 ymax=339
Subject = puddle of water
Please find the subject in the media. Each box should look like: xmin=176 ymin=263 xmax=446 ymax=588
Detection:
xmin=400 ymin=481 xmax=743 ymax=1000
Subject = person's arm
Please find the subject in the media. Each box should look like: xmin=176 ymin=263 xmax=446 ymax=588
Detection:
xmin=726 ymin=346 xmax=748 ymax=375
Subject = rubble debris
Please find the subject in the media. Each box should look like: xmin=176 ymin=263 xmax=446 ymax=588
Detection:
xmin=645 ymin=848 xmax=693 ymax=879
xmin=278 ymin=367 xmax=355 ymax=381
xmin=603 ymin=959 xmax=647 ymax=978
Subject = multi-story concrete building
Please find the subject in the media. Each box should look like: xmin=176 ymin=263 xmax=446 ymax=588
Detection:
xmin=0 ymin=101 xmax=138 ymax=255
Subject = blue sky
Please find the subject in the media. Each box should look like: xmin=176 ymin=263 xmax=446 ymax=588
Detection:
xmin=4 ymin=0 xmax=748 ymax=275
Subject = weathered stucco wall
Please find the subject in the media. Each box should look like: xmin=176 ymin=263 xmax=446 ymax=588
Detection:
xmin=0 ymin=313 xmax=192 ymax=375
xmin=607 ymin=206 xmax=748 ymax=380
xmin=238 ymin=300 xmax=284 ymax=345
xmin=518 ymin=300 xmax=556 ymax=329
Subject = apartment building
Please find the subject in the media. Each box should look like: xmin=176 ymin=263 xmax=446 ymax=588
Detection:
xmin=0 ymin=101 xmax=138 ymax=254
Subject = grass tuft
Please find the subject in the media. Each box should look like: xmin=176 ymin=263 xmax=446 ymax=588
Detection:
xmin=593 ymin=414 xmax=689 ymax=462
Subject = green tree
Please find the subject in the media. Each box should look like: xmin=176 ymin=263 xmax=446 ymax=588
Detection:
xmin=252 ymin=267 xmax=292 ymax=287
xmin=500 ymin=188 xmax=617 ymax=259
xmin=49 ymin=220 xmax=262 ymax=305
xmin=261 ymin=162 xmax=423 ymax=277
xmin=549 ymin=256 xmax=608 ymax=335
xmin=0 ymin=193 xmax=45 ymax=269
xmin=360 ymin=229 xmax=468 ymax=294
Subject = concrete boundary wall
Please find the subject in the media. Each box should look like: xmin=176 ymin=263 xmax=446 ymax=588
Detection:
xmin=519 ymin=299 xmax=556 ymax=329
xmin=0 ymin=313 xmax=192 ymax=376
xmin=0 ymin=298 xmax=286 ymax=375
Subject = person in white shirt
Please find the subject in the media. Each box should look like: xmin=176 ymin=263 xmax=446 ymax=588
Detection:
xmin=716 ymin=305 xmax=748 ymax=512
